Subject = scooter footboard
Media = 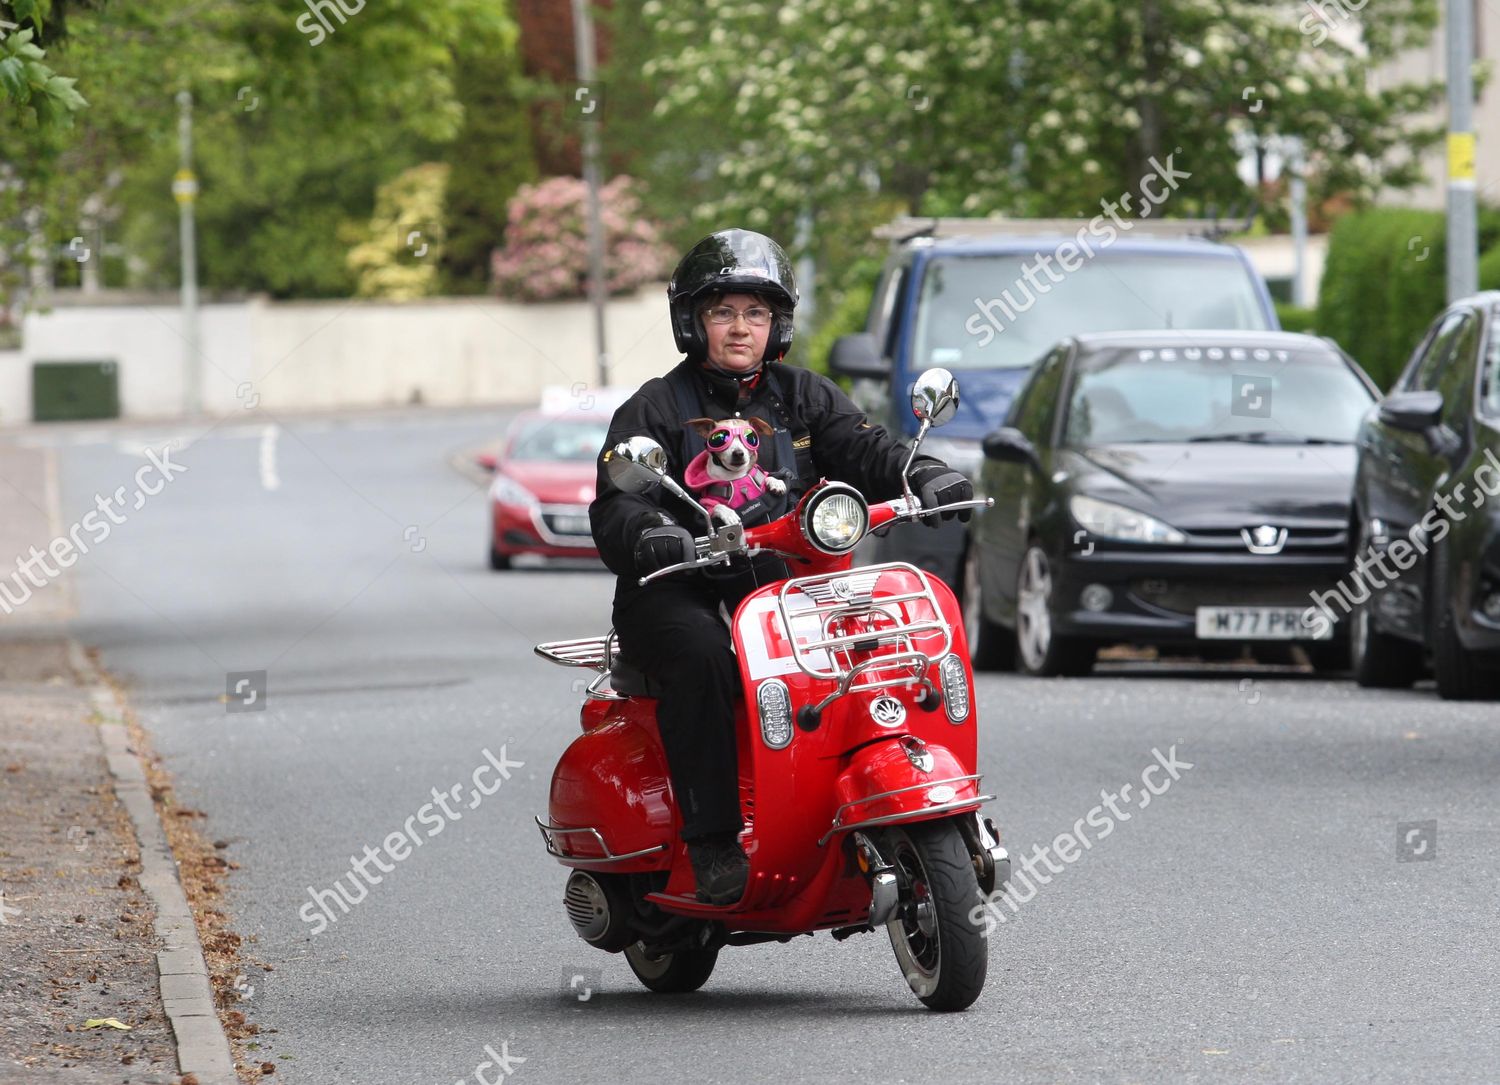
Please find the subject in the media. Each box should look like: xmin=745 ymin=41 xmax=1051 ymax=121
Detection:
xmin=820 ymin=738 xmax=991 ymax=847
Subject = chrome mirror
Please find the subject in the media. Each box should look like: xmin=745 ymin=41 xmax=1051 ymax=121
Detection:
xmin=604 ymin=436 xmax=668 ymax=494
xmin=911 ymin=368 xmax=960 ymax=427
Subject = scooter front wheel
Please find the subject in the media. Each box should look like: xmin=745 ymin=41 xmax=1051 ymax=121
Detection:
xmin=623 ymin=941 xmax=719 ymax=994
xmin=885 ymin=821 xmax=989 ymax=1011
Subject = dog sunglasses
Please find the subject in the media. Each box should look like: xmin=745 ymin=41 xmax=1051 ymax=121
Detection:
xmin=706 ymin=427 xmax=759 ymax=451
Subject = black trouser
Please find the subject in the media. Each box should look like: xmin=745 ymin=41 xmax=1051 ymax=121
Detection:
xmin=613 ymin=577 xmax=749 ymax=841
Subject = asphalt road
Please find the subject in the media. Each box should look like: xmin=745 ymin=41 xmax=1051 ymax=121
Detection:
xmin=28 ymin=407 xmax=1500 ymax=1084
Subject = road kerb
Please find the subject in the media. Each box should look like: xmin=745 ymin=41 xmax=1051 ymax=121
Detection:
xmin=70 ymin=640 xmax=238 ymax=1085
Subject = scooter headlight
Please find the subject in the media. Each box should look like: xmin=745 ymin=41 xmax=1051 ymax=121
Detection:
xmin=802 ymin=483 xmax=869 ymax=555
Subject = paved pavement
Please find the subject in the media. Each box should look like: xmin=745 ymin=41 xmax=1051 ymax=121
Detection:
xmin=0 ymin=638 xmax=179 ymax=1082
xmin=13 ymin=406 xmax=1500 ymax=1084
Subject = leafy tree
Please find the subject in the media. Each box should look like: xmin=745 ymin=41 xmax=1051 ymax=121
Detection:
xmin=345 ymin=162 xmax=450 ymax=300
xmin=442 ymin=42 xmax=538 ymax=294
xmin=0 ymin=1 xmax=88 ymax=129
xmin=8 ymin=0 xmax=521 ymax=299
xmin=622 ymin=0 xmax=1448 ymax=320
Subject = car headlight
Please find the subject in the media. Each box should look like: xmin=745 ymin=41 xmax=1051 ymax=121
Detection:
xmin=1069 ymin=494 xmax=1185 ymax=545
xmin=491 ymin=474 xmax=539 ymax=509
xmin=802 ymin=483 xmax=869 ymax=554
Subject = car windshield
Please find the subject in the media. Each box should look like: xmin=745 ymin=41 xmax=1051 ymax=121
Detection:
xmin=1062 ymin=345 xmax=1375 ymax=446
xmin=911 ymin=251 xmax=1272 ymax=371
xmin=507 ymin=417 xmax=609 ymax=463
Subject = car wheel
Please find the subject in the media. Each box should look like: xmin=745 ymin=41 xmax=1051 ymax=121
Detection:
xmin=1431 ymin=544 xmax=1500 ymax=700
xmin=961 ymin=543 xmax=1015 ymax=672
xmin=489 ymin=543 xmax=512 ymax=571
xmin=1015 ymin=544 xmax=1095 ymax=677
xmin=1304 ymin=639 xmax=1349 ymax=675
xmin=1349 ymin=524 xmax=1421 ymax=689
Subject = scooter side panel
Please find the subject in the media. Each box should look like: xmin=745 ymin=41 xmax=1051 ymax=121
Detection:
xmin=547 ymin=704 xmax=674 ymax=871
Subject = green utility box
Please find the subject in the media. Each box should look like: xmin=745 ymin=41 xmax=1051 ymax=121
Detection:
xmin=32 ymin=361 xmax=120 ymax=422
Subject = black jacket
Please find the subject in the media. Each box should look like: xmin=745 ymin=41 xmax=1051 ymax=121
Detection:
xmin=591 ymin=359 xmax=942 ymax=605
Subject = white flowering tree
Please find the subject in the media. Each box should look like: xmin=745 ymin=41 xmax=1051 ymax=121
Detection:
xmin=623 ymin=0 xmax=1444 ymax=229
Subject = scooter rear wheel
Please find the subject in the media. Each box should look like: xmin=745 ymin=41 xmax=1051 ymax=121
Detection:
xmin=623 ymin=941 xmax=719 ymax=994
xmin=885 ymin=821 xmax=989 ymax=1011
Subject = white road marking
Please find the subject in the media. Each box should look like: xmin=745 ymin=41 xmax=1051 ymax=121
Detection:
xmin=259 ymin=424 xmax=280 ymax=491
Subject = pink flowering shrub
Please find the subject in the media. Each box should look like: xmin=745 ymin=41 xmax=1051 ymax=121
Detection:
xmin=491 ymin=176 xmax=671 ymax=301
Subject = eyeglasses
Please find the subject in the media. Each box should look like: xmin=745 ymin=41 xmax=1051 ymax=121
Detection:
xmin=707 ymin=428 xmax=758 ymax=450
xmin=703 ymin=305 xmax=774 ymax=327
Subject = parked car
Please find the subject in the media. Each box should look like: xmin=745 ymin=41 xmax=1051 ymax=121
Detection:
xmin=831 ymin=219 xmax=1281 ymax=591
xmin=484 ymin=410 xmax=609 ymax=569
xmin=1349 ymin=292 xmax=1500 ymax=700
xmin=963 ymin=330 xmax=1379 ymax=675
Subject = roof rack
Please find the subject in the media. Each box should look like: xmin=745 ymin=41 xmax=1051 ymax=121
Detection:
xmin=874 ymin=216 xmax=1232 ymax=244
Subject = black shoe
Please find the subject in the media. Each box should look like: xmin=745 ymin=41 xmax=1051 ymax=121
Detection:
xmin=687 ymin=838 xmax=749 ymax=905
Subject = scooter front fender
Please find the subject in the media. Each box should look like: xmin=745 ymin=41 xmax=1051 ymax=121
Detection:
xmin=826 ymin=737 xmax=987 ymax=845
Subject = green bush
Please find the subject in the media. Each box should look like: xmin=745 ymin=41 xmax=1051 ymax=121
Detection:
xmin=1274 ymin=302 xmax=1317 ymax=334
xmin=795 ymin=277 xmax=876 ymax=378
xmin=1316 ymin=209 xmax=1445 ymax=390
xmin=1317 ymin=207 xmax=1500 ymax=389
xmin=1481 ymin=243 xmax=1500 ymax=291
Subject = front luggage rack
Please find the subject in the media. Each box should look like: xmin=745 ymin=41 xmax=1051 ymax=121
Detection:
xmin=775 ymin=562 xmax=951 ymax=693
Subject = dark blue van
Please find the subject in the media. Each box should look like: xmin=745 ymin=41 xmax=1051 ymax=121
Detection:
xmin=830 ymin=225 xmax=1281 ymax=587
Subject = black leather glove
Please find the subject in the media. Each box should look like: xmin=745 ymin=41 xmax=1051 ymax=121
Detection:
xmin=912 ymin=465 xmax=974 ymax=528
xmin=634 ymin=523 xmax=696 ymax=574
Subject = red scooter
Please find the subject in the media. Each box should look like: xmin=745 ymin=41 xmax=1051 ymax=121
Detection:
xmin=535 ymin=369 xmax=1009 ymax=1011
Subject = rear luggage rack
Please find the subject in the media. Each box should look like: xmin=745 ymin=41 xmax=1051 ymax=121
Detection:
xmin=534 ymin=633 xmax=627 ymax=701
xmin=535 ymin=633 xmax=618 ymax=671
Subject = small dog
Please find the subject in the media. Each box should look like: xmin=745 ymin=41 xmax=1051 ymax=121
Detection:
xmin=683 ymin=416 xmax=787 ymax=527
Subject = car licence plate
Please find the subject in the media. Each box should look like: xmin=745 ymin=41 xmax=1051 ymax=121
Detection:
xmin=550 ymin=515 xmax=591 ymax=535
xmin=1195 ymin=606 xmax=1331 ymax=641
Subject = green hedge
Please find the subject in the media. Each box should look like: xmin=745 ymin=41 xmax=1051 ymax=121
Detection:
xmin=1317 ymin=208 xmax=1500 ymax=390
xmin=1274 ymin=302 xmax=1317 ymax=334
xmin=795 ymin=279 xmax=876 ymax=378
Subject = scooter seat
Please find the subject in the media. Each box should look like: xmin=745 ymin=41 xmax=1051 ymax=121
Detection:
xmin=609 ymin=657 xmax=661 ymax=699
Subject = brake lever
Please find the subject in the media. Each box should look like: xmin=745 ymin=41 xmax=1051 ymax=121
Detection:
xmin=905 ymin=497 xmax=993 ymax=521
xmin=638 ymin=552 xmax=730 ymax=586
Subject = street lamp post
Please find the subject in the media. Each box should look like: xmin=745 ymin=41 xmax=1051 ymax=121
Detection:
xmin=571 ymin=0 xmax=610 ymax=391
xmin=173 ymin=90 xmax=201 ymax=416
xmin=1446 ymin=0 xmax=1478 ymax=302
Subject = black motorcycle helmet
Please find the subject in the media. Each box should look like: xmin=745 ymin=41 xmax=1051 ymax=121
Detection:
xmin=667 ymin=229 xmax=798 ymax=363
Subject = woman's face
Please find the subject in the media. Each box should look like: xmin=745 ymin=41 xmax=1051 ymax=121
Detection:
xmin=703 ymin=293 xmax=772 ymax=373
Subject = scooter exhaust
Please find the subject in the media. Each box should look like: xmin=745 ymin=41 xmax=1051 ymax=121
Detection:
xmin=564 ymin=870 xmax=634 ymax=952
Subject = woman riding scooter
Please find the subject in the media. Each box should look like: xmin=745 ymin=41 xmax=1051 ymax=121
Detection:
xmin=589 ymin=228 xmax=974 ymax=904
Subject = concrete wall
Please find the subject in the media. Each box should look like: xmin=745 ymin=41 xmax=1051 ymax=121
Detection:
xmin=0 ymin=287 xmax=676 ymax=426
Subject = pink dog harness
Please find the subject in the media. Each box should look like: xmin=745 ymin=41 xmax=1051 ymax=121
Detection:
xmin=684 ymin=452 xmax=775 ymax=511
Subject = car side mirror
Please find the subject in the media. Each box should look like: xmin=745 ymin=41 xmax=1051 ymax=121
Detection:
xmin=983 ymin=426 xmax=1042 ymax=471
xmin=1379 ymin=390 xmax=1444 ymax=433
xmin=829 ymin=333 xmax=888 ymax=380
xmin=475 ymin=452 xmax=498 ymax=473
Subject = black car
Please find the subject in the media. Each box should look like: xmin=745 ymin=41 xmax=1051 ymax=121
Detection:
xmin=963 ymin=330 xmax=1380 ymax=675
xmin=1348 ymin=292 xmax=1500 ymax=700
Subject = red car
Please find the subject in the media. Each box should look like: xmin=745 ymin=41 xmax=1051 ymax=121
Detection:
xmin=485 ymin=411 xmax=608 ymax=569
